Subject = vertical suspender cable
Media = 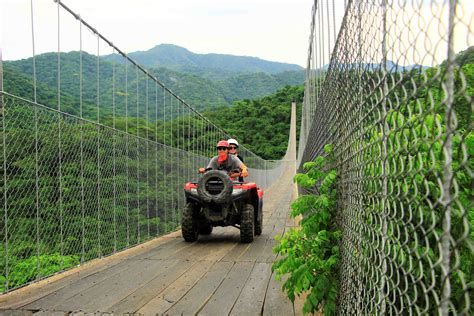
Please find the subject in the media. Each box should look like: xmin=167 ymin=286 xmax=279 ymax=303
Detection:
xmin=169 ymin=97 xmax=173 ymax=232
xmin=320 ymin=0 xmax=325 ymax=95
xmin=30 ymin=0 xmax=40 ymax=281
xmin=112 ymin=47 xmax=117 ymax=252
xmin=175 ymin=101 xmax=179 ymax=224
xmin=200 ymin=117 xmax=203 ymax=157
xmin=188 ymin=105 xmax=191 ymax=180
xmin=162 ymin=89 xmax=166 ymax=233
xmin=146 ymin=76 xmax=150 ymax=239
xmin=57 ymin=0 xmax=64 ymax=270
xmin=2 ymin=34 xmax=7 ymax=292
xmin=440 ymin=0 xmax=456 ymax=313
xmin=136 ymin=67 xmax=140 ymax=243
xmin=170 ymin=96 xmax=174 ymax=231
xmin=326 ymin=0 xmax=331 ymax=60
xmin=332 ymin=0 xmax=336 ymax=46
xmin=79 ymin=19 xmax=85 ymax=263
xmin=155 ymin=84 xmax=159 ymax=235
xmin=125 ymin=62 xmax=129 ymax=246
xmin=96 ymin=33 xmax=102 ymax=257
xmin=380 ymin=0 xmax=389 ymax=312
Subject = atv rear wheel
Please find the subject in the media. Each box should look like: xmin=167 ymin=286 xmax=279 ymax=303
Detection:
xmin=182 ymin=203 xmax=198 ymax=242
xmin=240 ymin=204 xmax=255 ymax=243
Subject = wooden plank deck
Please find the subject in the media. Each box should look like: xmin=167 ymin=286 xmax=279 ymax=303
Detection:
xmin=0 ymin=105 xmax=301 ymax=316
xmin=0 ymin=170 xmax=298 ymax=315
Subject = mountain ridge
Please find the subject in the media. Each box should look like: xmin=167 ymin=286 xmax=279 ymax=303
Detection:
xmin=103 ymin=43 xmax=304 ymax=79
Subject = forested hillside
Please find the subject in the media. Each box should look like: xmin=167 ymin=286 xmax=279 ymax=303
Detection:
xmin=4 ymin=50 xmax=304 ymax=116
xmin=206 ymin=85 xmax=304 ymax=159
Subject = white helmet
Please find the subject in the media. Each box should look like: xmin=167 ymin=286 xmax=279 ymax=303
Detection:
xmin=227 ymin=138 xmax=239 ymax=147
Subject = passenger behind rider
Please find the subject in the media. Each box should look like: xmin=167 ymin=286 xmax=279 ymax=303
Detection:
xmin=227 ymin=138 xmax=245 ymax=182
xmin=199 ymin=140 xmax=249 ymax=180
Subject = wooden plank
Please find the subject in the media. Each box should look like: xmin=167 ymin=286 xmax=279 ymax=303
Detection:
xmin=219 ymin=243 xmax=251 ymax=263
xmin=132 ymin=236 xmax=192 ymax=260
xmin=0 ymin=257 xmax=125 ymax=310
xmin=151 ymin=229 xmax=230 ymax=262
xmin=236 ymin=235 xmax=269 ymax=263
xmin=24 ymin=258 xmax=135 ymax=310
xmin=0 ymin=232 xmax=183 ymax=310
xmin=32 ymin=311 xmax=67 ymax=316
xmin=106 ymin=259 xmax=195 ymax=314
xmin=198 ymin=262 xmax=254 ymax=315
xmin=137 ymin=260 xmax=215 ymax=314
xmin=0 ymin=311 xmax=34 ymax=316
xmin=229 ymin=262 xmax=272 ymax=315
xmin=262 ymin=272 xmax=294 ymax=316
xmin=257 ymin=238 xmax=279 ymax=263
xmin=53 ymin=258 xmax=177 ymax=312
xmin=163 ymin=261 xmax=234 ymax=315
xmin=261 ymin=218 xmax=276 ymax=236
xmin=199 ymin=238 xmax=240 ymax=262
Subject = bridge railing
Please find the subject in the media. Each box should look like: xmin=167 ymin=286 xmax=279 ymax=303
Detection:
xmin=298 ymin=0 xmax=472 ymax=314
xmin=0 ymin=0 xmax=286 ymax=293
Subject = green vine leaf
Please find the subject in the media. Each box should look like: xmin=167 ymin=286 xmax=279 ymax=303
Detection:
xmin=273 ymin=145 xmax=339 ymax=315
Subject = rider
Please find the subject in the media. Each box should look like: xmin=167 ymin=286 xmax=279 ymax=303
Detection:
xmin=227 ymin=138 xmax=245 ymax=182
xmin=199 ymin=140 xmax=249 ymax=180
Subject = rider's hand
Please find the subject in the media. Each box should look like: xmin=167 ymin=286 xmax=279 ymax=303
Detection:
xmin=230 ymin=172 xmax=241 ymax=179
xmin=198 ymin=167 xmax=205 ymax=174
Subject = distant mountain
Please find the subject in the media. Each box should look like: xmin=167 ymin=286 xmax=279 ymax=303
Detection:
xmin=103 ymin=44 xmax=304 ymax=80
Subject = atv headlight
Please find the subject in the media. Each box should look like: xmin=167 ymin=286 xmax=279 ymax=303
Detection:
xmin=232 ymin=188 xmax=242 ymax=194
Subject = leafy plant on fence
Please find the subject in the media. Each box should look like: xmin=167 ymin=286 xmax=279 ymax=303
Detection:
xmin=273 ymin=144 xmax=340 ymax=315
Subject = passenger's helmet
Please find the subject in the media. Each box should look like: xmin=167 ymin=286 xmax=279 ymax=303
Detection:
xmin=216 ymin=140 xmax=229 ymax=148
xmin=227 ymin=138 xmax=239 ymax=147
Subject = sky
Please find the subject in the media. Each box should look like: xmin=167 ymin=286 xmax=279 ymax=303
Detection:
xmin=1 ymin=0 xmax=340 ymax=67
xmin=1 ymin=0 xmax=472 ymax=67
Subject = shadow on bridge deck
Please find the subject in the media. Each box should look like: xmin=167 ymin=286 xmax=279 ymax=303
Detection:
xmin=0 ymin=104 xmax=307 ymax=315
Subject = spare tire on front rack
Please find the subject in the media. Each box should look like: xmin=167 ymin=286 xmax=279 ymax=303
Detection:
xmin=197 ymin=170 xmax=233 ymax=204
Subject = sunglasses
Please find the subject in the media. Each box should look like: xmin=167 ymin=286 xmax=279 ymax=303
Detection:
xmin=229 ymin=146 xmax=238 ymax=149
xmin=217 ymin=147 xmax=228 ymax=151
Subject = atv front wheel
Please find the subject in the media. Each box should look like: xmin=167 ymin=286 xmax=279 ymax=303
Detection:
xmin=240 ymin=204 xmax=255 ymax=243
xmin=182 ymin=203 xmax=198 ymax=242
xmin=255 ymin=200 xmax=263 ymax=236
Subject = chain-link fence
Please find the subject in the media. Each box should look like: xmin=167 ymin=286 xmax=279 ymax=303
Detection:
xmin=0 ymin=0 xmax=288 ymax=293
xmin=299 ymin=0 xmax=472 ymax=314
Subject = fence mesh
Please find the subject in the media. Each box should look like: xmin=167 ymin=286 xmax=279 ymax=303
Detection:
xmin=0 ymin=1 xmax=286 ymax=293
xmin=298 ymin=0 xmax=472 ymax=314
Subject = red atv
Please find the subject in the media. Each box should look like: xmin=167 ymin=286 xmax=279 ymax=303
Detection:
xmin=183 ymin=169 xmax=263 ymax=243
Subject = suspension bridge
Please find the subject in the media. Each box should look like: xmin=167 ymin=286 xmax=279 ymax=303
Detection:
xmin=1 ymin=0 xmax=472 ymax=315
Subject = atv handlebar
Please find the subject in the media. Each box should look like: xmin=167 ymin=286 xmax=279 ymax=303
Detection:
xmin=198 ymin=167 xmax=240 ymax=178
